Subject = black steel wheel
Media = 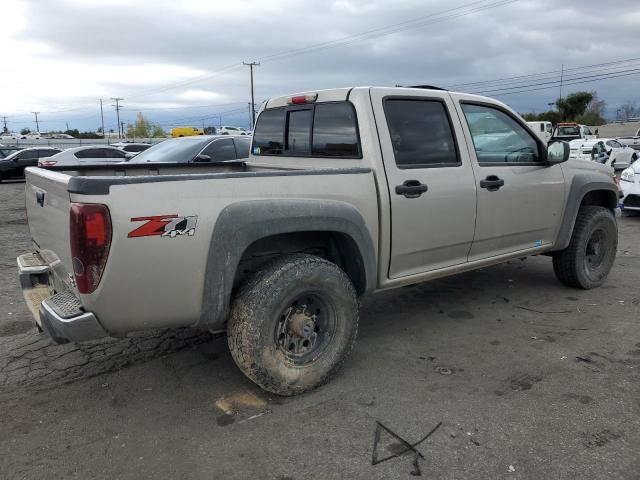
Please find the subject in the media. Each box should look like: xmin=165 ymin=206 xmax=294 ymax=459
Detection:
xmin=228 ymin=254 xmax=358 ymax=396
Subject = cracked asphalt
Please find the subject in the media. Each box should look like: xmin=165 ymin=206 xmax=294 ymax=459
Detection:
xmin=1 ymin=179 xmax=639 ymax=479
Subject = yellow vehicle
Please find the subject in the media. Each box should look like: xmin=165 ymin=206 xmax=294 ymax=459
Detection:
xmin=170 ymin=127 xmax=205 ymax=138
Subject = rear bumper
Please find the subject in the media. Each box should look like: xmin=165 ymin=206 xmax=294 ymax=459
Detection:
xmin=17 ymin=252 xmax=108 ymax=344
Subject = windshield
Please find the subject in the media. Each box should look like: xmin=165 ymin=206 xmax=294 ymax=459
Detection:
xmin=128 ymin=137 xmax=211 ymax=163
xmin=557 ymin=126 xmax=580 ymax=136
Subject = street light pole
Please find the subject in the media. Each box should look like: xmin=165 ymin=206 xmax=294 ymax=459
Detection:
xmin=32 ymin=112 xmax=40 ymax=133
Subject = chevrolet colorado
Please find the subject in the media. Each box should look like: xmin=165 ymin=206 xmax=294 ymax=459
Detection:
xmin=17 ymin=86 xmax=619 ymax=395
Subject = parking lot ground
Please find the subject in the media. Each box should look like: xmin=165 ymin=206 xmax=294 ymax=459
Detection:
xmin=0 ymin=180 xmax=639 ymax=479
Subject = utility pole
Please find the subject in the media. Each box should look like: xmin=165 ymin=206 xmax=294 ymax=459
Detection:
xmin=32 ymin=112 xmax=40 ymax=133
xmin=121 ymin=121 xmax=125 ymax=139
xmin=99 ymin=99 xmax=105 ymax=138
xmin=66 ymin=122 xmax=69 ymax=131
xmin=1 ymin=115 xmax=7 ymax=133
xmin=243 ymin=61 xmax=259 ymax=129
xmin=111 ymin=97 xmax=123 ymax=139
xmin=559 ymin=64 xmax=564 ymax=103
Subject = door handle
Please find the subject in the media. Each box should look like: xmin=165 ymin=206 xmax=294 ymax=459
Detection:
xmin=395 ymin=180 xmax=428 ymax=198
xmin=36 ymin=191 xmax=45 ymax=207
xmin=479 ymin=175 xmax=504 ymax=192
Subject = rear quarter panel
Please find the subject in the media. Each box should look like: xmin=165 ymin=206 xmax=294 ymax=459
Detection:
xmin=76 ymin=171 xmax=378 ymax=335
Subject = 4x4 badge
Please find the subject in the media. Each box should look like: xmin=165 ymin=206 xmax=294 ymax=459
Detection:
xmin=128 ymin=215 xmax=197 ymax=238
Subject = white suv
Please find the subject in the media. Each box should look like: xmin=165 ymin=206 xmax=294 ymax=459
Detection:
xmin=217 ymin=126 xmax=249 ymax=135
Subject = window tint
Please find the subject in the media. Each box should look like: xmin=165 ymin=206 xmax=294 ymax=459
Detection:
xmin=123 ymin=145 xmax=149 ymax=152
xmin=286 ymin=109 xmax=312 ymax=155
xmin=461 ymin=103 xmax=540 ymax=164
xmin=75 ymin=148 xmax=105 ymax=159
xmin=234 ymin=137 xmax=251 ymax=158
xmin=312 ymin=103 xmax=359 ymax=157
xmin=606 ymin=140 xmax=622 ymax=148
xmin=103 ymin=149 xmax=126 ymax=158
xmin=384 ymin=99 xmax=459 ymax=168
xmin=201 ymin=138 xmax=237 ymax=161
xmin=20 ymin=150 xmax=38 ymax=160
xmin=38 ymin=150 xmax=58 ymax=158
xmin=253 ymin=108 xmax=285 ymax=154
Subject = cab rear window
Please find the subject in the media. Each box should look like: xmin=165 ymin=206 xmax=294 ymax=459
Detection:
xmin=252 ymin=101 xmax=361 ymax=158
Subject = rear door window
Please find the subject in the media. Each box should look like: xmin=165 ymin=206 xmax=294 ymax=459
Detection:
xmin=201 ymin=138 xmax=237 ymax=161
xmin=103 ymin=149 xmax=126 ymax=158
xmin=37 ymin=150 xmax=58 ymax=158
xmin=75 ymin=148 xmax=105 ymax=159
xmin=384 ymin=99 xmax=459 ymax=168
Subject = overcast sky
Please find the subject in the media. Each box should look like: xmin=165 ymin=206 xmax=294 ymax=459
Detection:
xmin=1 ymin=0 xmax=639 ymax=132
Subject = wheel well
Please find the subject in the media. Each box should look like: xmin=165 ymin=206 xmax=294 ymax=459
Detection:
xmin=580 ymin=189 xmax=617 ymax=211
xmin=234 ymin=231 xmax=367 ymax=295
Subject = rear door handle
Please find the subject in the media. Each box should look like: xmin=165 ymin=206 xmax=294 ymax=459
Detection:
xmin=479 ymin=175 xmax=504 ymax=192
xmin=395 ymin=180 xmax=428 ymax=198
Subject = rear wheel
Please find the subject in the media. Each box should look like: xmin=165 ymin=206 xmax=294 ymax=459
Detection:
xmin=553 ymin=206 xmax=617 ymax=289
xmin=228 ymin=254 xmax=358 ymax=396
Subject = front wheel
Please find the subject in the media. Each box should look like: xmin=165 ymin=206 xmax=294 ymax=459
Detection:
xmin=552 ymin=206 xmax=618 ymax=289
xmin=228 ymin=254 xmax=358 ymax=396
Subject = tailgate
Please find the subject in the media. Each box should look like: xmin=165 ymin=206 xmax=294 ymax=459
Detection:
xmin=24 ymin=167 xmax=73 ymax=276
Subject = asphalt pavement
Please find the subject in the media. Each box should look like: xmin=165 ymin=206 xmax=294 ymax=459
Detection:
xmin=1 ymin=179 xmax=639 ymax=479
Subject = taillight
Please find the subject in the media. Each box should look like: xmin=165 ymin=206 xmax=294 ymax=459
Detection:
xmin=287 ymin=93 xmax=318 ymax=105
xmin=69 ymin=203 xmax=112 ymax=294
xmin=39 ymin=160 xmax=57 ymax=167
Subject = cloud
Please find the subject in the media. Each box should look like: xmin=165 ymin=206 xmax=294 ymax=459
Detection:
xmin=1 ymin=0 xmax=639 ymax=130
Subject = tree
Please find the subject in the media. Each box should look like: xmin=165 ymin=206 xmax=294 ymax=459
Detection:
xmin=619 ymin=101 xmax=638 ymax=120
xmin=577 ymin=93 xmax=606 ymax=126
xmin=20 ymin=128 xmax=31 ymax=135
xmin=556 ymin=91 xmax=593 ymax=121
xmin=151 ymin=125 xmax=165 ymax=137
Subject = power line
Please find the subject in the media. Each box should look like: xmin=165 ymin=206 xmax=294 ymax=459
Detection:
xmin=481 ymin=69 xmax=640 ymax=97
xmin=257 ymin=0 xmax=519 ymax=64
xmin=449 ymin=56 xmax=640 ymax=89
xmin=473 ymin=66 xmax=640 ymax=95
xmin=107 ymin=0 xmax=520 ymax=100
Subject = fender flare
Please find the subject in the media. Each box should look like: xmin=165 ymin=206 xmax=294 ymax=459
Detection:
xmin=198 ymin=199 xmax=377 ymax=329
xmin=553 ymin=174 xmax=618 ymax=251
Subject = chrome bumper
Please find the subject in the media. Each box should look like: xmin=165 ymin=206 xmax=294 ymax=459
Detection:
xmin=17 ymin=252 xmax=108 ymax=344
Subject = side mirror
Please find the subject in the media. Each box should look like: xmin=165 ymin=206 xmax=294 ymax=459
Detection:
xmin=546 ymin=141 xmax=569 ymax=164
xmin=194 ymin=154 xmax=211 ymax=163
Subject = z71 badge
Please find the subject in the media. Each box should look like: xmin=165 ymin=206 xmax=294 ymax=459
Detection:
xmin=128 ymin=215 xmax=198 ymax=238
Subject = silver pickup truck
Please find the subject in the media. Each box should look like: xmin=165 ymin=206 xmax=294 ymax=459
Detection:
xmin=17 ymin=86 xmax=619 ymax=395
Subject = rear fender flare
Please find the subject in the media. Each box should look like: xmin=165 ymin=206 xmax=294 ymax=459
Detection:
xmin=198 ymin=200 xmax=376 ymax=329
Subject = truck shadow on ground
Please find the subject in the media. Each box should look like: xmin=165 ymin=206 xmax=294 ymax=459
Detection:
xmin=0 ymin=255 xmax=583 ymax=395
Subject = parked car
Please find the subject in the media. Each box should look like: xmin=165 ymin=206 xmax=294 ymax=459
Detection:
xmin=619 ymin=128 xmax=640 ymax=151
xmin=170 ymin=127 xmax=205 ymax=137
xmin=39 ymin=146 xmax=128 ymax=167
xmin=619 ymin=161 xmax=640 ymax=212
xmin=128 ymin=135 xmax=251 ymax=163
xmin=569 ymin=138 xmax=637 ymax=170
xmin=17 ymin=86 xmax=619 ymax=396
xmin=551 ymin=122 xmax=597 ymax=142
xmin=0 ymin=147 xmax=60 ymax=181
xmin=0 ymin=133 xmax=19 ymax=140
xmin=527 ymin=121 xmax=553 ymax=144
xmin=218 ymin=125 xmax=249 ymax=135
